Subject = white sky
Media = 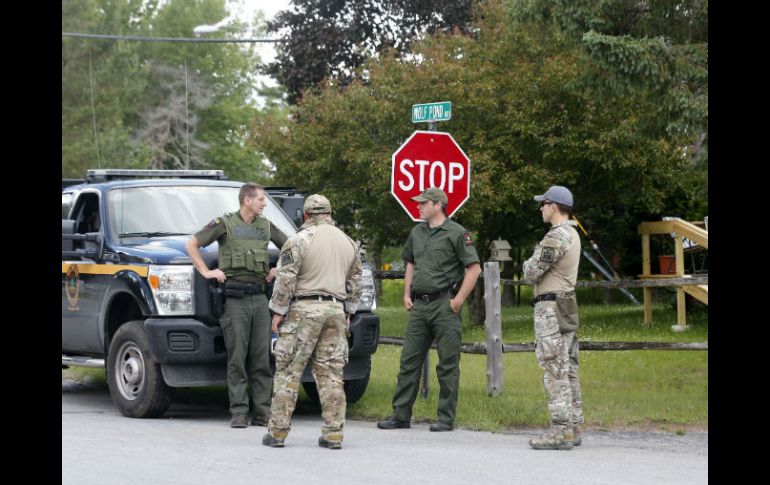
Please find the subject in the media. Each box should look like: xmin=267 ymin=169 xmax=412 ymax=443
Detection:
xmin=227 ymin=0 xmax=292 ymax=90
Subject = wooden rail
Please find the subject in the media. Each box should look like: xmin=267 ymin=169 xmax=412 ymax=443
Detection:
xmin=379 ymin=336 xmax=708 ymax=353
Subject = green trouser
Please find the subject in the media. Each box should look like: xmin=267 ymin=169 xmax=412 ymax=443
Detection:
xmin=391 ymin=297 xmax=462 ymax=425
xmin=220 ymin=293 xmax=273 ymax=417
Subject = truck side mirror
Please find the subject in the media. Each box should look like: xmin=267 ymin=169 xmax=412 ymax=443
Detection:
xmin=62 ymin=219 xmax=76 ymax=252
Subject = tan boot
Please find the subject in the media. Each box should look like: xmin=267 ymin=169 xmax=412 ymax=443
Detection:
xmin=529 ymin=428 xmax=574 ymax=450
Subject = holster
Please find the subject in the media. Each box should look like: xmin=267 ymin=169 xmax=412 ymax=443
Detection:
xmin=555 ymin=291 xmax=579 ymax=332
xmin=209 ymin=283 xmax=225 ymax=317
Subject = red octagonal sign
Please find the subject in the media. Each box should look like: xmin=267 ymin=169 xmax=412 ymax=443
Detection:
xmin=391 ymin=131 xmax=471 ymax=221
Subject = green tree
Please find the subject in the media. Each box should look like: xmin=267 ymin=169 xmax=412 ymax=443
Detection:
xmin=254 ymin=0 xmax=706 ymax=319
xmin=62 ymin=0 xmax=276 ymax=182
xmin=62 ymin=0 xmax=150 ymax=176
xmin=265 ymin=0 xmax=474 ymax=104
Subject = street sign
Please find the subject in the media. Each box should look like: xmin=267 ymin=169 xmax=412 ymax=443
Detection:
xmin=412 ymin=101 xmax=452 ymax=123
xmin=391 ymin=130 xmax=471 ymax=221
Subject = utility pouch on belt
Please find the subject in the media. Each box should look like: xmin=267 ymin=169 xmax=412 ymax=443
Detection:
xmin=555 ymin=291 xmax=579 ymax=332
xmin=209 ymin=283 xmax=225 ymax=317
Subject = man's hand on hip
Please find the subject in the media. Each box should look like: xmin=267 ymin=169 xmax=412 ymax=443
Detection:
xmin=206 ymin=268 xmax=226 ymax=283
xmin=403 ymin=295 xmax=414 ymax=311
xmin=449 ymin=297 xmax=462 ymax=313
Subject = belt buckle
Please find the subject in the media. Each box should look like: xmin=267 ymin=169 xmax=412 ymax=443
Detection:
xmin=421 ymin=294 xmax=430 ymax=303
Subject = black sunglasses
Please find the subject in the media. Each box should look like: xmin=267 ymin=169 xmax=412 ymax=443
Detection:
xmin=539 ymin=200 xmax=554 ymax=208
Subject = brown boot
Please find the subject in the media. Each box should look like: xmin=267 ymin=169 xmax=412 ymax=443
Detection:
xmin=230 ymin=414 xmax=249 ymax=428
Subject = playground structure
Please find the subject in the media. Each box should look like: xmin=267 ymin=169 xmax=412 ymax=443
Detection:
xmin=638 ymin=218 xmax=708 ymax=331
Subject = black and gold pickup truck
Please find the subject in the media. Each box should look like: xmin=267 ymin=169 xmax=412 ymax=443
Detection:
xmin=62 ymin=169 xmax=379 ymax=418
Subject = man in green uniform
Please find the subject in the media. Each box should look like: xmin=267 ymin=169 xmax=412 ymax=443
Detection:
xmin=377 ymin=187 xmax=481 ymax=432
xmin=186 ymin=182 xmax=287 ymax=428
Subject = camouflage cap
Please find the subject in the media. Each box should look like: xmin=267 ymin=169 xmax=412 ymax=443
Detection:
xmin=303 ymin=194 xmax=332 ymax=214
xmin=411 ymin=187 xmax=448 ymax=204
xmin=533 ymin=185 xmax=573 ymax=207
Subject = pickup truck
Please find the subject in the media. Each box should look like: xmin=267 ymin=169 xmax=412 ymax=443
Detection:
xmin=62 ymin=169 xmax=380 ymax=418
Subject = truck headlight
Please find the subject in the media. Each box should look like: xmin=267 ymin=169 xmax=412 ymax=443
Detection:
xmin=148 ymin=265 xmax=195 ymax=315
xmin=357 ymin=264 xmax=377 ymax=312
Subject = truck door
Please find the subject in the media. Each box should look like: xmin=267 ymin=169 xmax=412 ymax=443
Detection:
xmin=62 ymin=192 xmax=108 ymax=354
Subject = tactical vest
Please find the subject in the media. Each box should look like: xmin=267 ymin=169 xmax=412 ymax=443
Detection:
xmin=219 ymin=212 xmax=270 ymax=280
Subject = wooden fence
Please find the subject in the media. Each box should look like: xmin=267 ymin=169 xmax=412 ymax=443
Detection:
xmin=373 ymin=266 xmax=708 ymax=397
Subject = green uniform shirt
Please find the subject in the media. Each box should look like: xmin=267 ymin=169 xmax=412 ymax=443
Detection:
xmin=402 ymin=219 xmax=479 ymax=294
xmin=194 ymin=213 xmax=288 ymax=283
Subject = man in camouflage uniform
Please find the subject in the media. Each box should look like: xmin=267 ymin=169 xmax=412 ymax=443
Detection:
xmin=262 ymin=194 xmax=363 ymax=450
xmin=186 ymin=183 xmax=286 ymax=428
xmin=522 ymin=185 xmax=585 ymax=450
xmin=377 ymin=187 xmax=481 ymax=432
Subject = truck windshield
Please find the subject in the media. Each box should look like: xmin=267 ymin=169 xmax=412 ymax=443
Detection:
xmin=106 ymin=185 xmax=296 ymax=240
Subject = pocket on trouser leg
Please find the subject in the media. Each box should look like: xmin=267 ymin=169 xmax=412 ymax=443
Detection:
xmin=274 ymin=328 xmax=298 ymax=369
xmin=220 ymin=316 xmax=234 ymax=351
xmin=535 ymin=333 xmax=567 ymax=378
xmin=534 ymin=301 xmax=560 ymax=339
xmin=536 ymin=333 xmax=562 ymax=362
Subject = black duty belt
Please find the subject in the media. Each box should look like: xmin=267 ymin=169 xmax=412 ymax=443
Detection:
xmin=531 ymin=292 xmax=557 ymax=306
xmin=224 ymin=281 xmax=264 ymax=296
xmin=294 ymin=294 xmax=338 ymax=302
xmin=413 ymin=289 xmax=451 ymax=303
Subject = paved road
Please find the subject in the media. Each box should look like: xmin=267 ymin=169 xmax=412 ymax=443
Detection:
xmin=62 ymin=378 xmax=707 ymax=485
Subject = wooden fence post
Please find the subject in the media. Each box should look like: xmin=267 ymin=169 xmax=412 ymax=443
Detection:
xmin=483 ymin=261 xmax=503 ymax=396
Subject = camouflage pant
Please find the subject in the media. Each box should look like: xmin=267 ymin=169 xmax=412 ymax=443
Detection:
xmin=268 ymin=300 xmax=348 ymax=440
xmin=534 ymin=301 xmax=584 ymax=431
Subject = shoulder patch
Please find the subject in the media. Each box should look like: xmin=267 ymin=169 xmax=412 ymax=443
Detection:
xmin=207 ymin=217 xmax=221 ymax=228
xmin=463 ymin=232 xmax=474 ymax=246
xmin=280 ymin=250 xmax=294 ymax=266
xmin=540 ymin=247 xmax=555 ymax=263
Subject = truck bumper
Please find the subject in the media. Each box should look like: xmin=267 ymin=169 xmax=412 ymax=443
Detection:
xmin=145 ymin=312 xmax=380 ymax=387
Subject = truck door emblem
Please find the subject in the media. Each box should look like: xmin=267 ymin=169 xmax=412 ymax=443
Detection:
xmin=65 ymin=264 xmax=80 ymax=311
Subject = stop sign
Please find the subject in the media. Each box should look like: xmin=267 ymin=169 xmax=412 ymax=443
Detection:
xmin=391 ymin=130 xmax=471 ymax=221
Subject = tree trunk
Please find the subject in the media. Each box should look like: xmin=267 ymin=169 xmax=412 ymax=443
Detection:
xmin=371 ymin=250 xmax=382 ymax=300
xmin=467 ymin=278 xmax=486 ymax=325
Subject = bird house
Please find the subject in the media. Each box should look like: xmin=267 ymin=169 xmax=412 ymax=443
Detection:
xmin=488 ymin=239 xmax=512 ymax=262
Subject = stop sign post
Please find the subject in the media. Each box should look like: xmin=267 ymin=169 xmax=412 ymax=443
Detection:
xmin=391 ymin=130 xmax=471 ymax=221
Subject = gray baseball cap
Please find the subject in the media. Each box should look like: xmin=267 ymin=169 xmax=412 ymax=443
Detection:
xmin=411 ymin=187 xmax=448 ymax=204
xmin=534 ymin=185 xmax=573 ymax=207
xmin=303 ymin=194 xmax=332 ymax=214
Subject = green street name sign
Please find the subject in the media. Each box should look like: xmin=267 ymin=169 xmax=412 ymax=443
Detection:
xmin=412 ymin=101 xmax=452 ymax=123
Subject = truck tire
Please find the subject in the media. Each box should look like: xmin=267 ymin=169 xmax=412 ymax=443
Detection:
xmin=107 ymin=321 xmax=174 ymax=418
xmin=301 ymin=356 xmax=371 ymax=404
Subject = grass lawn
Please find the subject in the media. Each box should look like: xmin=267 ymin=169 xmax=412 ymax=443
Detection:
xmin=348 ymin=280 xmax=708 ymax=433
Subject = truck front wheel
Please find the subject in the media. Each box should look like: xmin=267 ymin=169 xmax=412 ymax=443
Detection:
xmin=107 ymin=321 xmax=174 ymax=418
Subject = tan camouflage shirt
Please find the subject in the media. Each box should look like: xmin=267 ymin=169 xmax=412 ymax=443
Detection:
xmin=268 ymin=216 xmax=363 ymax=315
xmin=522 ymin=221 xmax=581 ymax=296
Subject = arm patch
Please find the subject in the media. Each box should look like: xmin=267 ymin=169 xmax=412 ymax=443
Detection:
xmin=280 ymin=251 xmax=294 ymax=266
xmin=207 ymin=217 xmax=221 ymax=228
xmin=540 ymin=247 xmax=555 ymax=263
xmin=463 ymin=232 xmax=474 ymax=246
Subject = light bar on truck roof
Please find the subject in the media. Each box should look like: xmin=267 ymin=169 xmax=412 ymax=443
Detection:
xmin=85 ymin=169 xmax=227 ymax=183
